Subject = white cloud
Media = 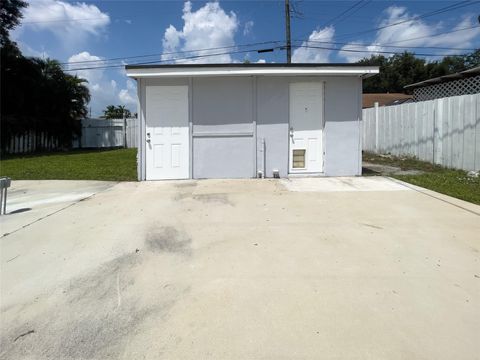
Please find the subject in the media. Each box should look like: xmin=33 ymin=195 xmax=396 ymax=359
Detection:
xmin=67 ymin=51 xmax=104 ymax=84
xmin=162 ymin=1 xmax=238 ymax=63
xmin=339 ymin=6 xmax=480 ymax=62
xmin=18 ymin=0 xmax=110 ymax=45
xmin=243 ymin=20 xmax=254 ymax=36
xmin=256 ymin=59 xmax=266 ymax=63
xmin=67 ymin=51 xmax=135 ymax=116
xmin=17 ymin=41 xmax=49 ymax=58
xmin=119 ymin=79 xmax=137 ymax=106
xmin=292 ymin=26 xmax=335 ymax=63
xmin=338 ymin=42 xmax=384 ymax=63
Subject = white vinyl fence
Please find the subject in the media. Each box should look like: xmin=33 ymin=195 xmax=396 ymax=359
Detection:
xmin=75 ymin=118 xmax=138 ymax=148
xmin=363 ymin=94 xmax=480 ymax=171
xmin=4 ymin=118 xmax=138 ymax=154
xmin=5 ymin=132 xmax=60 ymax=154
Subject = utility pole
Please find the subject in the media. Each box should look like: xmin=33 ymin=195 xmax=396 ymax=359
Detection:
xmin=285 ymin=0 xmax=291 ymax=63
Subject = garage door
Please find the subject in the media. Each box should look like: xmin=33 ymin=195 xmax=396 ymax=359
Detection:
xmin=145 ymin=85 xmax=189 ymax=180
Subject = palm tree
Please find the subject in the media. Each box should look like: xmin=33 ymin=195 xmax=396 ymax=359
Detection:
xmin=102 ymin=105 xmax=131 ymax=119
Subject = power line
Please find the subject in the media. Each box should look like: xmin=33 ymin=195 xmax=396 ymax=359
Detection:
xmin=294 ymin=0 xmax=371 ymax=41
xmin=65 ymin=42 xmax=471 ymax=73
xmin=329 ymin=0 xmax=371 ymax=27
xmin=321 ymin=0 xmax=368 ymax=28
xmin=293 ymin=39 xmax=478 ymax=51
xmin=384 ymin=25 xmax=480 ymax=44
xmin=62 ymin=40 xmax=284 ymax=66
xmin=64 ymin=46 xmax=285 ymax=72
xmin=22 ymin=17 xmax=110 ymax=24
xmin=295 ymin=44 xmax=469 ymax=57
xmin=334 ymin=0 xmax=479 ymax=39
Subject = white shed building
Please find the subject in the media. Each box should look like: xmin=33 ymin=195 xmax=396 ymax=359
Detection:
xmin=126 ymin=64 xmax=379 ymax=180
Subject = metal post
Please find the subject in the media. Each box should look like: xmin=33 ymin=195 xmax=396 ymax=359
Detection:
xmin=2 ymin=188 xmax=7 ymax=215
xmin=0 ymin=177 xmax=11 ymax=215
xmin=123 ymin=113 xmax=128 ymax=148
xmin=285 ymin=0 xmax=291 ymax=63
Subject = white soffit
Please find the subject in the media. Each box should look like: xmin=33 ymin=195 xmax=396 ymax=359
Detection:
xmin=126 ymin=66 xmax=379 ymax=78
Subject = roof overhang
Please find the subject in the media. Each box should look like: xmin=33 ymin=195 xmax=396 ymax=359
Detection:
xmin=125 ymin=64 xmax=379 ymax=79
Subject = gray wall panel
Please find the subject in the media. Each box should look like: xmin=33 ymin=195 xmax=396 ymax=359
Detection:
xmin=192 ymin=77 xmax=254 ymax=133
xmin=193 ymin=136 xmax=254 ymax=178
xmin=324 ymin=77 xmax=362 ymax=176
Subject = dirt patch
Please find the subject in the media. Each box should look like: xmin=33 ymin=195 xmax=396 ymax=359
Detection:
xmin=363 ymin=162 xmax=425 ymax=176
xmin=145 ymin=226 xmax=192 ymax=255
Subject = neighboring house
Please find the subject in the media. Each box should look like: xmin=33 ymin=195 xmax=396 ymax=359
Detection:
xmin=126 ymin=63 xmax=379 ymax=180
xmin=363 ymin=93 xmax=413 ymax=108
xmin=404 ymin=66 xmax=480 ymax=101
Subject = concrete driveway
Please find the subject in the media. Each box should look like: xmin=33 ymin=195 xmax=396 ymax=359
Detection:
xmin=1 ymin=178 xmax=479 ymax=360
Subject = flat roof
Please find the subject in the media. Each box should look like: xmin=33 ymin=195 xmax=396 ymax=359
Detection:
xmin=125 ymin=63 xmax=379 ymax=78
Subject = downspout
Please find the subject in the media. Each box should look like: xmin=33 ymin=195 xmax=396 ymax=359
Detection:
xmin=358 ymin=75 xmax=363 ymax=176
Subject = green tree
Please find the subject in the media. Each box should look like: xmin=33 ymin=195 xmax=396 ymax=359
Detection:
xmin=1 ymin=50 xmax=90 ymax=152
xmin=358 ymin=50 xmax=479 ymax=93
xmin=0 ymin=0 xmax=27 ymax=45
xmin=101 ymin=105 xmax=131 ymax=119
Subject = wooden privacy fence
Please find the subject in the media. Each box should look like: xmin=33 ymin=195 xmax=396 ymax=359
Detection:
xmin=363 ymin=94 xmax=480 ymax=171
xmin=4 ymin=118 xmax=138 ymax=154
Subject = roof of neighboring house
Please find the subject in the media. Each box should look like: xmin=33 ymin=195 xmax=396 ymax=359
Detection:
xmin=125 ymin=63 xmax=379 ymax=78
xmin=404 ymin=66 xmax=480 ymax=90
xmin=363 ymin=93 xmax=413 ymax=108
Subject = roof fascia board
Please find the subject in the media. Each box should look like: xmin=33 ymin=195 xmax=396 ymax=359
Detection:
xmin=126 ymin=66 xmax=379 ymax=78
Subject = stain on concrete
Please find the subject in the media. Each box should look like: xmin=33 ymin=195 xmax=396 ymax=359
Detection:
xmin=173 ymin=182 xmax=197 ymax=201
xmin=174 ymin=189 xmax=233 ymax=206
xmin=65 ymin=253 xmax=140 ymax=305
xmin=361 ymin=223 xmax=384 ymax=230
xmin=174 ymin=181 xmax=197 ymax=189
xmin=192 ymin=193 xmax=233 ymax=206
xmin=0 ymin=251 xmax=190 ymax=360
xmin=146 ymin=226 xmax=192 ymax=255
xmin=174 ymin=192 xmax=192 ymax=201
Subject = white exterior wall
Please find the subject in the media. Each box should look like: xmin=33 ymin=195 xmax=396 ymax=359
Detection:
xmin=136 ymin=75 xmax=363 ymax=180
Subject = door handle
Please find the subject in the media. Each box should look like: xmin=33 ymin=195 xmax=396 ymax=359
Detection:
xmin=146 ymin=139 xmax=151 ymax=143
xmin=289 ymin=127 xmax=294 ymax=137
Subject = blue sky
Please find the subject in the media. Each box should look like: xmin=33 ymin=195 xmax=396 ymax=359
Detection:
xmin=12 ymin=0 xmax=480 ymax=116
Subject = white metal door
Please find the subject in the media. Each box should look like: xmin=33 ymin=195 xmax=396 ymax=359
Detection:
xmin=145 ymin=85 xmax=189 ymax=180
xmin=289 ymin=82 xmax=324 ymax=173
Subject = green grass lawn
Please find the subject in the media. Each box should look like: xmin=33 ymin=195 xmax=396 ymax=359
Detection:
xmin=0 ymin=148 xmax=137 ymax=181
xmin=363 ymin=152 xmax=480 ymax=205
